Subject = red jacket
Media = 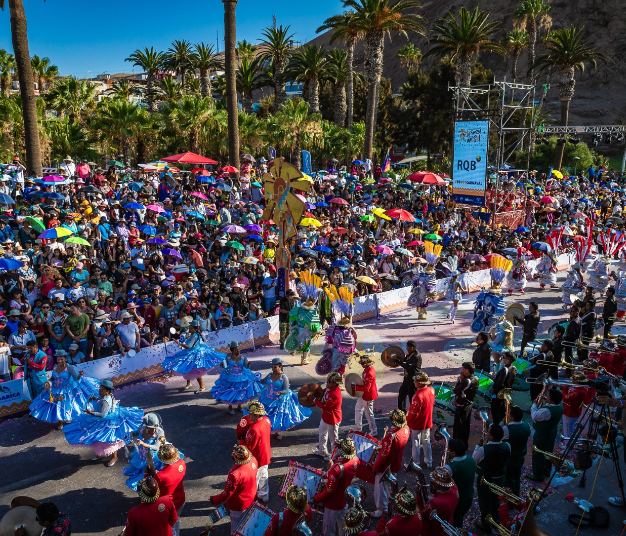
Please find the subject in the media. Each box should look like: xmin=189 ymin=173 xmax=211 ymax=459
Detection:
xmin=355 ymin=366 xmax=378 ymax=401
xmin=407 ymin=386 xmax=435 ymax=431
xmin=245 ymin=416 xmax=272 ymax=467
xmin=210 ymin=457 xmax=258 ymax=511
xmin=375 ymin=513 xmax=423 ymax=535
xmin=419 ymin=486 xmax=460 ymax=536
xmin=499 ymin=501 xmax=526 ymax=529
xmin=562 ymin=386 xmax=587 ymax=418
xmin=595 ymin=349 xmax=626 ymax=377
xmin=314 ymin=456 xmax=359 ymax=510
xmin=154 ymin=459 xmax=186 ymax=510
xmin=372 ymin=425 xmax=410 ymax=474
xmin=315 ymin=385 xmax=342 ymax=425
xmin=125 ymin=497 xmax=177 ymax=536
xmin=262 ymin=506 xmax=312 ymax=536
xmin=237 ymin=415 xmax=253 ymax=441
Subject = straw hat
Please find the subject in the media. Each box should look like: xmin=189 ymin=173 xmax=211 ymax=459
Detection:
xmin=392 ymin=485 xmax=419 ymax=515
xmin=137 ymin=477 xmax=160 ymax=504
xmin=389 ymin=408 xmax=407 ymax=428
xmin=413 ymin=371 xmax=431 ymax=386
xmin=158 ymin=443 xmax=181 ymax=465
xmin=247 ymin=401 xmax=266 ymax=416
xmin=430 ymin=466 xmax=455 ymax=489
xmin=336 ymin=437 xmax=357 ymax=460
xmin=327 ymin=372 xmax=343 ymax=385
xmin=342 ymin=507 xmax=368 ymax=535
xmin=231 ymin=444 xmax=253 ymax=465
xmin=285 ymin=485 xmax=309 ymax=514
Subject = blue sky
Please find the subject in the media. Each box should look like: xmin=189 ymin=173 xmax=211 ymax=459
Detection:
xmin=0 ymin=0 xmax=344 ymax=77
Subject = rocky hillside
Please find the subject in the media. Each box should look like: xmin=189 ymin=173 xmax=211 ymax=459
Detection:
xmin=311 ymin=0 xmax=626 ymax=128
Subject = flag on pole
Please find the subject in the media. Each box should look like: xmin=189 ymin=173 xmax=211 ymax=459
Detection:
xmin=382 ymin=149 xmax=391 ymax=172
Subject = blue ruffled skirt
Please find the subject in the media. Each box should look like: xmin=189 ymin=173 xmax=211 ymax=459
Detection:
xmin=211 ymin=367 xmax=262 ymax=405
xmin=257 ymin=389 xmax=312 ymax=432
xmin=63 ymin=405 xmax=143 ymax=457
xmin=29 ymin=376 xmax=101 ymax=423
xmin=162 ymin=343 xmax=226 ymax=381
xmin=122 ymin=446 xmax=185 ymax=491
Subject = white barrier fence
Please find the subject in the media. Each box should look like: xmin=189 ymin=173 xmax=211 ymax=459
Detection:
xmin=0 ymin=253 xmax=574 ymax=419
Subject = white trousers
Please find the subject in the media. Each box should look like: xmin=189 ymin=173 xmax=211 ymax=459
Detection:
xmin=171 ymin=502 xmax=185 ymax=536
xmin=319 ymin=420 xmax=340 ymax=455
xmin=256 ymin=464 xmax=269 ymax=502
xmin=323 ymin=505 xmax=348 ymax=536
xmin=231 ymin=509 xmax=245 ymax=534
xmin=374 ymin=472 xmax=391 ymax=511
xmin=354 ymin=398 xmax=377 ymax=435
xmin=411 ymin=428 xmax=432 ymax=465
xmin=562 ymin=415 xmax=578 ymax=439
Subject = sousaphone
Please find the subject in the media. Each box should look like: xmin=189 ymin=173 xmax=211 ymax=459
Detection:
xmin=381 ymin=345 xmax=405 ymax=368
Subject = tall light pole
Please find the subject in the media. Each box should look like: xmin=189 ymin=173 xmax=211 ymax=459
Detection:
xmin=573 ymin=156 xmax=580 ymax=176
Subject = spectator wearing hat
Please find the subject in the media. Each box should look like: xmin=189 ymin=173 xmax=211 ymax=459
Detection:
xmin=370 ymin=409 xmax=410 ymax=518
xmin=67 ymin=342 xmax=86 ymax=365
xmin=407 ymin=371 xmax=435 ymax=469
xmin=65 ymin=302 xmax=90 ymax=356
xmin=375 ymin=485 xmax=423 ymax=534
xmin=263 ymin=484 xmax=312 ymax=536
xmin=418 ymin=466 xmax=459 ymax=536
xmin=352 ymin=353 xmax=378 ymax=437
xmin=210 ymin=445 xmax=258 ymax=533
xmin=60 ymin=155 xmax=76 ymax=177
xmin=116 ymin=311 xmax=140 ymax=354
xmin=124 ymin=476 xmax=177 ymax=536
xmin=312 ymin=372 xmax=343 ymax=460
xmin=314 ymin=437 xmax=359 ymax=536
xmin=21 ymin=339 xmax=48 ymax=398
xmin=244 ymin=401 xmax=272 ymax=503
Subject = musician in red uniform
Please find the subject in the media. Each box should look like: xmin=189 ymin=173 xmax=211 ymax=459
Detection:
xmin=236 ymin=414 xmax=253 ymax=442
xmin=313 ymin=437 xmax=359 ymax=536
xmin=244 ymin=401 xmax=272 ymax=503
xmin=210 ymin=445 xmax=258 ymax=532
xmin=375 ymin=485 xmax=423 ymax=535
xmin=561 ymin=370 xmax=588 ymax=438
xmin=263 ymin=485 xmax=312 ymax=536
xmin=353 ymin=353 xmax=378 ymax=436
xmin=312 ymin=372 xmax=343 ymax=460
xmin=407 ymin=372 xmax=435 ymax=468
xmin=124 ymin=477 xmax=177 ymax=536
xmin=147 ymin=444 xmax=186 ymax=536
xmin=418 ymin=467 xmax=460 ymax=536
xmin=370 ymin=409 xmax=410 ymax=518
xmin=342 ymin=507 xmax=378 ymax=535
xmin=592 ymin=336 xmax=626 ymax=376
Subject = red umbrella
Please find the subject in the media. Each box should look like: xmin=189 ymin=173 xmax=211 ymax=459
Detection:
xmin=329 ymin=198 xmax=349 ymax=205
xmin=407 ymin=240 xmax=423 ymax=246
xmin=161 ymin=152 xmax=218 ymax=164
xmin=541 ymin=195 xmax=557 ymax=204
xmin=221 ymin=165 xmax=239 ymax=173
xmin=304 ymin=212 xmax=315 ymax=218
xmin=484 ymin=253 xmax=505 ymax=262
xmin=385 ymin=208 xmax=416 ymax=222
xmin=528 ymin=200 xmax=541 ymax=207
xmin=332 ymin=227 xmax=348 ymax=235
xmin=407 ymin=171 xmax=442 ymax=183
xmin=192 ymin=168 xmax=211 ymax=176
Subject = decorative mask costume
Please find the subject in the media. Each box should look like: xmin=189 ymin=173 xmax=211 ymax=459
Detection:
xmin=285 ymin=271 xmax=322 ymax=365
xmin=471 ymin=255 xmax=513 ymax=333
xmin=408 ymin=240 xmax=440 ymax=319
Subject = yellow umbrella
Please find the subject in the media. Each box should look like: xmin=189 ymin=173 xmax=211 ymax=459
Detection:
xmin=371 ymin=208 xmax=392 ymax=221
xmin=301 ymin=174 xmax=314 ymax=183
xmin=300 ymin=217 xmax=322 ymax=227
xmin=356 ymin=276 xmax=377 ymax=285
xmin=408 ymin=228 xmax=425 ymax=234
xmin=551 ymin=170 xmax=563 ymax=179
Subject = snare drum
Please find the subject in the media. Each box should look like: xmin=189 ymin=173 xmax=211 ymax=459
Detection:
xmin=475 ymin=372 xmax=493 ymax=402
xmin=278 ymin=461 xmax=325 ymax=507
xmin=349 ymin=430 xmax=379 ymax=484
xmin=512 ymin=358 xmax=530 ymax=391
xmin=434 ymin=384 xmax=455 ymax=414
xmin=233 ymin=501 xmax=275 ymax=536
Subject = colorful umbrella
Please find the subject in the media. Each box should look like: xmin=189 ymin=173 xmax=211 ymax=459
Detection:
xmin=360 ymin=215 xmax=376 ymax=222
xmin=407 ymin=241 xmax=423 ymax=247
xmin=375 ymin=245 xmax=393 ymax=255
xmin=531 ymin=242 xmax=552 ymax=252
xmin=244 ymin=224 xmax=263 ymax=233
xmin=162 ymin=248 xmax=182 ymax=259
xmin=371 ymin=208 xmax=392 ymax=221
xmin=226 ymin=240 xmax=245 ymax=250
xmin=162 ymin=152 xmax=218 ymax=165
xmin=243 ymin=257 xmax=259 ymax=264
xmin=191 ymin=192 xmax=209 ymax=201
xmin=0 ymin=193 xmax=15 ymax=204
xmin=395 ymin=247 xmax=414 ymax=257
xmin=541 ymin=196 xmax=556 ymax=204
xmin=186 ymin=211 xmax=206 ymax=220
xmin=300 ymin=218 xmax=321 ymax=227
xmin=332 ymin=259 xmax=350 ymax=267
xmin=146 ymin=205 xmax=166 ymax=213
xmin=41 ymin=175 xmax=65 ymax=182
xmin=328 ymin=198 xmax=349 ymax=205
xmin=222 ymin=224 xmax=247 ymax=234
xmin=424 ymin=234 xmax=442 ymax=241
xmin=356 ymin=276 xmax=377 ymax=285
xmin=0 ymin=258 xmax=23 ymax=270
xmin=147 ymin=237 xmax=168 ymax=245
xmin=314 ymin=246 xmax=332 ymax=253
xmin=25 ymin=216 xmax=45 ymax=233
xmin=39 ymin=227 xmax=73 ymax=239
xmin=332 ymin=227 xmax=348 ymax=235
xmin=245 ymin=235 xmax=264 ymax=242
xmin=124 ymin=202 xmax=145 ymax=210
xmin=139 ymin=225 xmax=157 ymax=236
xmin=106 ymin=160 xmax=124 ymax=167
xmin=385 ymin=208 xmax=416 ymax=222
xmin=65 ymin=237 xmax=91 ymax=246
xmin=515 ymin=226 xmax=530 ymax=233
xmin=221 ymin=166 xmax=239 ymax=173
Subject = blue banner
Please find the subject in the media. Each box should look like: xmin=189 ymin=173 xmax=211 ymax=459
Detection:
xmin=269 ymin=147 xmax=276 ymax=159
xmin=301 ymin=150 xmax=312 ymax=175
xmin=452 ymin=120 xmax=489 ymax=206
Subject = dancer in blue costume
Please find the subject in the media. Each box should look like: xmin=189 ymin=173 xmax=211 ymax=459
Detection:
xmin=211 ymin=341 xmax=261 ymax=415
xmin=63 ymin=379 xmax=143 ymax=467
xmin=22 ymin=339 xmax=49 ymax=398
xmin=29 ymin=349 xmax=100 ymax=429
xmin=161 ymin=320 xmax=226 ymax=394
xmin=257 ymin=358 xmax=311 ymax=440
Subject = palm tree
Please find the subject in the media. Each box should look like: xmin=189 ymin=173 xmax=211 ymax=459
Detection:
xmin=317 ymin=12 xmax=362 ymax=129
xmin=396 ymin=44 xmax=423 ymax=73
xmin=31 ymin=55 xmax=57 ymax=91
xmin=532 ymin=25 xmax=610 ymax=168
xmin=166 ymin=40 xmax=195 ymax=88
xmin=46 ymin=77 xmax=96 ymax=124
xmin=427 ymin=7 xmax=505 ymax=88
xmin=98 ymin=99 xmax=141 ymax=165
xmin=125 ymin=47 xmax=165 ymax=112
xmin=501 ymin=29 xmax=529 ymax=82
xmin=259 ymin=25 xmax=294 ymax=109
xmin=193 ymin=43 xmax=222 ymax=99
xmin=223 ymin=0 xmax=240 ymax=171
xmin=106 ymin=79 xmax=136 ymax=101
xmin=39 ymin=63 xmax=57 ymax=91
xmin=274 ymin=98 xmax=322 ymax=169
xmin=344 ymin=0 xmax=426 ymax=159
xmin=236 ymin=57 xmax=264 ymax=114
xmin=285 ymin=45 xmax=327 ymax=114
xmin=325 ymin=48 xmax=348 ymax=127
xmin=211 ymin=74 xmax=227 ymax=99
xmin=0 ymin=49 xmax=15 ymax=95
xmin=236 ymin=40 xmax=257 ymax=62
xmin=167 ymin=95 xmax=212 ymax=153
xmin=159 ymin=76 xmax=183 ymax=104
xmin=0 ymin=0 xmax=42 ymax=176
xmin=515 ymin=0 xmax=551 ymax=80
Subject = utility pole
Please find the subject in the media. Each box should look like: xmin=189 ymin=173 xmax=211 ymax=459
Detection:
xmin=216 ymin=30 xmax=220 ymax=53
xmin=272 ymin=14 xmax=276 ymax=29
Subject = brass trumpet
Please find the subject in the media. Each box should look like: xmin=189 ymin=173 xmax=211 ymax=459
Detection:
xmin=485 ymin=514 xmax=512 ymax=536
xmin=479 ymin=477 xmax=524 ymax=505
xmin=531 ymin=446 xmax=563 ymax=463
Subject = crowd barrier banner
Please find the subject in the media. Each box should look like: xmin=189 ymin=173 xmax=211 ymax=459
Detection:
xmin=0 ymin=254 xmax=575 ymax=419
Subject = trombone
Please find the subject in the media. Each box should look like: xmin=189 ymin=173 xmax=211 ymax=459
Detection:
xmin=485 ymin=514 xmax=511 ymax=536
xmin=430 ymin=509 xmax=464 ymax=536
xmin=479 ymin=477 xmax=524 ymax=506
xmin=532 ymin=445 xmax=563 ymax=463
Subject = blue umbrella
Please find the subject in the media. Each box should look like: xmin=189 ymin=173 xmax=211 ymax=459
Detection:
xmin=139 ymin=225 xmax=157 ymax=236
xmin=531 ymin=242 xmax=552 ymax=252
xmin=578 ymin=198 xmax=594 ymax=206
xmin=218 ymin=184 xmax=232 ymax=192
xmin=186 ymin=211 xmax=206 ymax=221
xmin=314 ymin=245 xmax=332 ymax=253
xmin=346 ymin=175 xmax=359 ymax=181
xmin=198 ymin=176 xmax=215 ymax=184
xmin=397 ymin=183 xmax=415 ymax=190
xmin=0 ymin=258 xmax=23 ymax=270
xmin=515 ymin=226 xmax=530 ymax=233
xmin=245 ymin=234 xmax=263 ymax=242
xmin=124 ymin=202 xmax=145 ymax=210
xmin=332 ymin=259 xmax=350 ymax=267
xmin=306 ymin=202 xmax=316 ymax=210
xmin=128 ymin=182 xmax=144 ymax=192
xmin=316 ymin=202 xmax=329 ymax=208
xmin=352 ymin=160 xmax=365 ymax=165
xmin=27 ymin=191 xmax=65 ymax=200
xmin=0 ymin=192 xmax=15 ymax=204
xmin=300 ymin=248 xmax=319 ymax=259
xmin=147 ymin=237 xmax=168 ymax=245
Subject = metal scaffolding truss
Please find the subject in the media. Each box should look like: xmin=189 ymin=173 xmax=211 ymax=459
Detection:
xmin=449 ymin=79 xmax=536 ymax=172
xmin=538 ymin=125 xmax=626 ymax=135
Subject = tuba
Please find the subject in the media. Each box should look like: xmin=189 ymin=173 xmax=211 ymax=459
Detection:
xmin=345 ymin=483 xmax=367 ymax=508
xmin=292 ymin=517 xmax=313 ymax=536
xmin=434 ymin=424 xmax=451 ymax=466
xmin=518 ymin=495 xmax=551 ymax=536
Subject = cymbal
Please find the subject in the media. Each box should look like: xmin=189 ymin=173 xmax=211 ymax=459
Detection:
xmin=505 ymin=303 xmax=525 ymax=324
xmin=0 ymin=505 xmax=40 ymax=536
xmin=344 ymin=373 xmax=364 ymax=398
xmin=298 ymin=383 xmax=323 ymax=408
xmin=381 ymin=345 xmax=405 ymax=367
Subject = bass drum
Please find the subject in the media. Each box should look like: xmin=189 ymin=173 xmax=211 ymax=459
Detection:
xmin=548 ymin=320 xmax=569 ymax=339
